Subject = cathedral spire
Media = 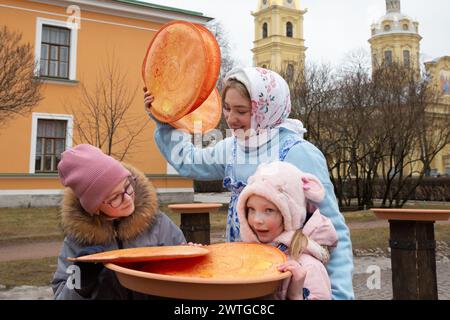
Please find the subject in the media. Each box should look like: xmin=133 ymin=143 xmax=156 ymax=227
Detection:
xmin=386 ymin=0 xmax=401 ymax=13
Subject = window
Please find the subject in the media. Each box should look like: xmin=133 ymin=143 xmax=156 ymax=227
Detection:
xmin=30 ymin=113 xmax=73 ymax=174
xmin=262 ymin=22 xmax=268 ymax=38
xmin=403 ymin=24 xmax=409 ymax=31
xmin=287 ymin=64 xmax=294 ymax=80
xmin=40 ymin=26 xmax=70 ymax=79
xmin=35 ymin=18 xmax=78 ymax=81
xmin=35 ymin=120 xmax=67 ymax=173
xmin=384 ymin=24 xmax=391 ymax=31
xmin=384 ymin=50 xmax=393 ymax=67
xmin=403 ymin=50 xmax=411 ymax=68
xmin=286 ymin=22 xmax=293 ymax=37
xmin=262 ymin=64 xmax=267 ymax=68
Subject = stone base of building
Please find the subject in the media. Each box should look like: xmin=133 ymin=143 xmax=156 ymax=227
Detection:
xmin=0 ymin=188 xmax=194 ymax=208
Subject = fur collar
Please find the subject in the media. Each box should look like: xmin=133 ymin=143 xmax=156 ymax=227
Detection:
xmin=59 ymin=163 xmax=159 ymax=246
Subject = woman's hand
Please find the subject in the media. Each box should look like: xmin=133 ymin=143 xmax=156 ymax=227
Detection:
xmin=278 ymin=259 xmax=307 ymax=300
xmin=143 ymin=87 xmax=154 ymax=113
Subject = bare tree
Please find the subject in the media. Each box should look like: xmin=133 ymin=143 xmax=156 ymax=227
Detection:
xmin=65 ymin=55 xmax=149 ymax=161
xmin=206 ymin=19 xmax=237 ymax=92
xmin=285 ymin=52 xmax=449 ymax=209
xmin=206 ymin=19 xmax=238 ymax=139
xmin=0 ymin=26 xmax=42 ymax=128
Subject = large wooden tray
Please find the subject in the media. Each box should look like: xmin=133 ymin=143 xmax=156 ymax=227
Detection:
xmin=142 ymin=21 xmax=220 ymax=123
xmin=170 ymin=88 xmax=222 ymax=134
xmin=67 ymin=245 xmax=209 ymax=264
xmin=106 ymin=243 xmax=290 ymax=300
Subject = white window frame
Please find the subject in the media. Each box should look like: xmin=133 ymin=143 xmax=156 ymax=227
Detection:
xmin=35 ymin=17 xmax=78 ymax=80
xmin=29 ymin=113 xmax=74 ymax=174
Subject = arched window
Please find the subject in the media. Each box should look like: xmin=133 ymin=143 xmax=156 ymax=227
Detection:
xmin=384 ymin=24 xmax=391 ymax=31
xmin=403 ymin=50 xmax=410 ymax=68
xmin=286 ymin=22 xmax=293 ymax=37
xmin=402 ymin=24 xmax=409 ymax=31
xmin=262 ymin=64 xmax=267 ymax=69
xmin=384 ymin=50 xmax=393 ymax=67
xmin=262 ymin=22 xmax=268 ymax=38
xmin=287 ymin=63 xmax=294 ymax=80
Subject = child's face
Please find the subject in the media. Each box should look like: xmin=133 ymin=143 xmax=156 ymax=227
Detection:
xmin=246 ymin=195 xmax=284 ymax=244
xmin=223 ymin=88 xmax=252 ymax=139
xmin=99 ymin=177 xmax=135 ymax=218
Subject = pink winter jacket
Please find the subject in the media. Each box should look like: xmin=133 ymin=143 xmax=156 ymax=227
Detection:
xmin=270 ymin=209 xmax=338 ymax=300
xmin=236 ymin=162 xmax=339 ymax=300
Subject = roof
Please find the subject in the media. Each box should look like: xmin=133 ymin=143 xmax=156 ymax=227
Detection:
xmin=114 ymin=0 xmax=207 ymax=18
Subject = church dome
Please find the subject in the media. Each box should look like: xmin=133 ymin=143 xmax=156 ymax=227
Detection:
xmin=370 ymin=0 xmax=420 ymax=38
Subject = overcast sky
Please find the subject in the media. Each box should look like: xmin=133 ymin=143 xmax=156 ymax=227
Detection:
xmin=143 ymin=0 xmax=450 ymax=67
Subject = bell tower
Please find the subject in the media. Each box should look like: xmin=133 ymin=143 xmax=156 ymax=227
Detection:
xmin=252 ymin=0 xmax=307 ymax=75
xmin=369 ymin=0 xmax=422 ymax=74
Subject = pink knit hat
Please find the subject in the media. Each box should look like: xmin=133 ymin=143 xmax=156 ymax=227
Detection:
xmin=237 ymin=161 xmax=325 ymax=244
xmin=57 ymin=144 xmax=131 ymax=214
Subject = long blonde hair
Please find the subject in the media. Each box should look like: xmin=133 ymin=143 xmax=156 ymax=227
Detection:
xmin=288 ymin=229 xmax=309 ymax=260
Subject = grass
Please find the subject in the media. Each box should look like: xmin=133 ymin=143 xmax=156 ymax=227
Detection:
xmin=0 ymin=207 xmax=63 ymax=245
xmin=0 ymin=257 xmax=57 ymax=289
xmin=350 ymin=227 xmax=390 ymax=250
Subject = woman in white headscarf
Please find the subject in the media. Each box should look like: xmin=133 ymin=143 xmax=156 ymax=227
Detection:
xmin=145 ymin=67 xmax=354 ymax=300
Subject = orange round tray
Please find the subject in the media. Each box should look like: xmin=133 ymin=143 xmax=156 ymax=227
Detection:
xmin=142 ymin=21 xmax=220 ymax=123
xmin=170 ymin=88 xmax=222 ymax=134
xmin=190 ymin=23 xmax=221 ymax=112
xmin=105 ymin=243 xmax=290 ymax=300
xmin=67 ymin=245 xmax=209 ymax=264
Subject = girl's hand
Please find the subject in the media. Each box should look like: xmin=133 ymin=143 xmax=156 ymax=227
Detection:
xmin=278 ymin=259 xmax=307 ymax=300
xmin=143 ymin=87 xmax=154 ymax=113
xmin=187 ymin=242 xmax=204 ymax=247
xmin=180 ymin=242 xmax=204 ymax=247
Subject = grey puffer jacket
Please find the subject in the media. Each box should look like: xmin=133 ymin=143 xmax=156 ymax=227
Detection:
xmin=51 ymin=163 xmax=186 ymax=300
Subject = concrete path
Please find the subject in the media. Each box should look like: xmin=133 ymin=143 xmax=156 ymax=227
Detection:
xmin=0 ymin=241 xmax=62 ymax=262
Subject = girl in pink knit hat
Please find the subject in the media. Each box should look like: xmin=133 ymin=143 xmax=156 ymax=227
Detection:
xmin=52 ymin=144 xmax=186 ymax=300
xmin=237 ymin=161 xmax=338 ymax=300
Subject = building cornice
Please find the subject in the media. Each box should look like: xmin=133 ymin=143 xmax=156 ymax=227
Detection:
xmin=252 ymin=6 xmax=307 ymax=17
xmin=27 ymin=0 xmax=212 ymax=24
xmin=369 ymin=32 xmax=422 ymax=43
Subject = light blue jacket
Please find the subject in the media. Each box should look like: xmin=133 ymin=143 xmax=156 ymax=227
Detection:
xmin=153 ymin=121 xmax=354 ymax=300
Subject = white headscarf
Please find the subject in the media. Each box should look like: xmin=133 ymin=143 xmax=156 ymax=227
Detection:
xmin=224 ymin=67 xmax=306 ymax=147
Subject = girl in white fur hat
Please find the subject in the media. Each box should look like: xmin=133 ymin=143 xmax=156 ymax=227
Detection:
xmin=237 ymin=161 xmax=338 ymax=300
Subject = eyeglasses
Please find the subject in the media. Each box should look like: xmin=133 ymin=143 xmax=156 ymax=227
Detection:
xmin=104 ymin=176 xmax=136 ymax=208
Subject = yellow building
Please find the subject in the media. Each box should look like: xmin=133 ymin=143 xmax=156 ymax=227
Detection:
xmin=369 ymin=0 xmax=450 ymax=175
xmin=0 ymin=0 xmax=212 ymax=207
xmin=369 ymin=0 xmax=421 ymax=74
xmin=424 ymin=56 xmax=450 ymax=175
xmin=252 ymin=0 xmax=306 ymax=74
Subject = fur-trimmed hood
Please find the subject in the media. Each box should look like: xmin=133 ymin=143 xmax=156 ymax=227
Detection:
xmin=59 ymin=163 xmax=159 ymax=245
